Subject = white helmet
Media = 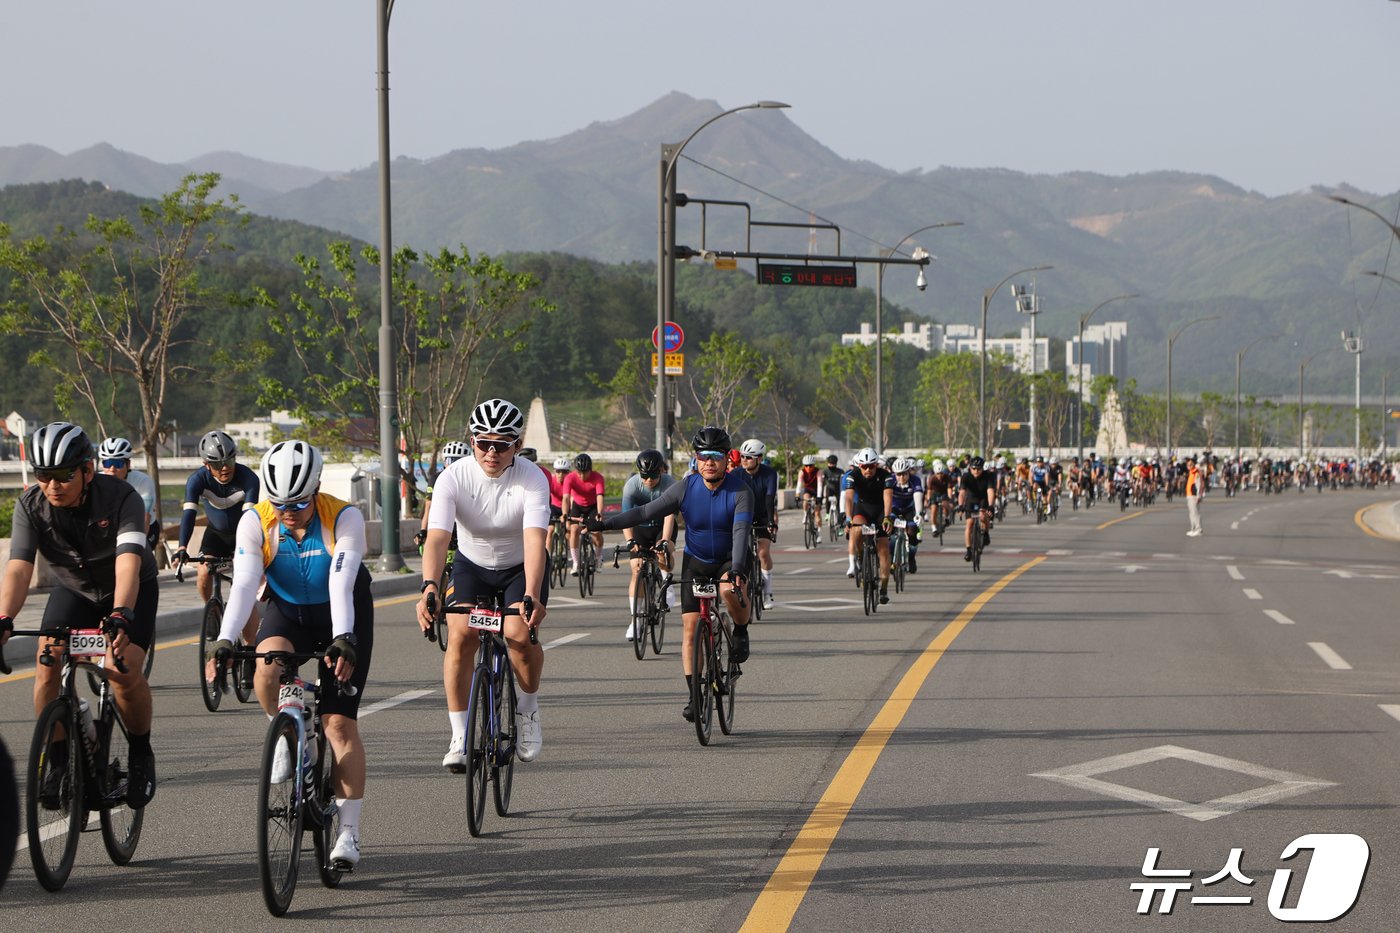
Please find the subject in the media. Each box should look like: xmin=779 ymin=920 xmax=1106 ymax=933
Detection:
xmin=739 ymin=438 xmax=767 ymax=458
xmin=891 ymin=457 xmax=914 ymax=473
xmin=932 ymin=459 xmax=947 ymax=474
xmin=260 ymin=440 xmax=323 ymax=504
xmin=995 ymin=456 xmax=1006 ymax=467
xmin=468 ymin=398 xmax=524 ymax=438
xmin=441 ymin=440 xmax=470 ymax=464
xmin=851 ymin=447 xmax=879 ymax=467
xmin=801 ymin=454 xmax=815 ymax=466
xmin=553 ymin=456 xmax=572 ymax=470
xmin=98 ymin=437 xmax=135 ymax=460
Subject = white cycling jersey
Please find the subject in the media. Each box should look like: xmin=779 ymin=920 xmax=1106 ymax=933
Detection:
xmin=427 ymin=455 xmax=550 ymax=569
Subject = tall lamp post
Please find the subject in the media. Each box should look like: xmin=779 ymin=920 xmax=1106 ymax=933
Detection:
xmin=1298 ymin=349 xmax=1333 ymax=459
xmin=656 ymin=101 xmax=789 ymax=459
xmin=1342 ymin=330 xmax=1364 ymax=460
xmin=1234 ymin=332 xmax=1282 ymax=460
xmin=374 ymin=0 xmax=403 ymax=570
xmin=1165 ymin=315 xmax=1219 ymax=457
xmin=1075 ymin=293 xmax=1137 ymax=464
xmin=874 ymin=221 xmax=963 ymax=451
xmin=980 ymin=264 xmax=1053 ymax=456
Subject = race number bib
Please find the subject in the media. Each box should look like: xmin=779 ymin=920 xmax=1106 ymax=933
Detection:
xmin=861 ymin=524 xmax=877 ymax=536
xmin=467 ymin=607 xmax=504 ymax=634
xmin=277 ymin=680 xmax=306 ymax=713
xmin=69 ymin=629 xmax=107 ymax=659
xmin=691 ymin=582 xmax=718 ymax=599
xmin=892 ymin=518 xmax=907 ymax=528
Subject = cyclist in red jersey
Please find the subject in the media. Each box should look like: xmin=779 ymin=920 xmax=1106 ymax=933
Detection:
xmin=562 ymin=453 xmax=605 ymax=576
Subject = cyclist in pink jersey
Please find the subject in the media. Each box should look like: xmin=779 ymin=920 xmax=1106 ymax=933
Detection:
xmin=562 ymin=453 xmax=605 ymax=575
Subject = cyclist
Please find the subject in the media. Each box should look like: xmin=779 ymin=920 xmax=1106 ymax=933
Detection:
xmin=794 ymin=455 xmax=822 ymax=529
xmin=589 ymin=425 xmax=752 ymax=722
xmin=738 ymin=438 xmax=779 ymax=609
xmin=819 ymin=454 xmax=846 ymax=527
xmin=0 ymin=422 xmax=158 ymax=808
xmin=959 ymin=455 xmax=996 ymax=561
xmin=415 ymin=399 xmax=549 ymax=768
xmin=177 ymin=430 xmax=260 ymax=649
xmin=925 ymin=459 xmax=954 ymax=533
xmin=563 ymin=453 xmax=605 ymax=576
xmin=842 ymin=447 xmax=894 ymax=603
xmin=414 ymin=439 xmax=470 ymax=551
xmin=889 ymin=458 xmax=924 ymax=573
xmin=547 ymin=456 xmax=572 ymax=555
xmin=620 ymin=448 xmax=676 ymax=640
xmin=98 ymin=436 xmax=161 ymax=552
xmin=208 ymin=439 xmax=371 ymax=868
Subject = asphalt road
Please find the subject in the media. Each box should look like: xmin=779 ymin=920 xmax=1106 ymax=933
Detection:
xmin=3 ymin=487 xmax=1400 ymax=931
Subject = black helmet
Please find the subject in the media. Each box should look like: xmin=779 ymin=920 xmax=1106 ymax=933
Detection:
xmin=826 ymin=454 xmax=838 ymax=466
xmin=199 ymin=430 xmax=237 ymax=463
xmin=635 ymin=448 xmax=665 ymax=477
xmin=969 ymin=456 xmax=986 ymax=469
xmin=517 ymin=447 xmax=537 ymax=463
xmin=574 ymin=453 xmax=593 ymax=473
xmin=31 ymin=421 xmax=93 ymax=470
xmin=691 ymin=425 xmax=731 ymax=453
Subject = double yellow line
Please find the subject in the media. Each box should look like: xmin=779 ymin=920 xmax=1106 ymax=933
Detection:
xmin=739 ymin=556 xmax=1046 ymax=932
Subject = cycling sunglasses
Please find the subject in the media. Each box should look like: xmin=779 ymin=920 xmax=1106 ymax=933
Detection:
xmin=639 ymin=471 xmax=661 ymax=481
xmin=101 ymin=458 xmax=130 ymax=469
xmin=36 ymin=467 xmax=80 ymax=484
xmin=204 ymin=458 xmax=236 ymax=470
xmin=272 ymin=498 xmax=314 ymax=513
xmin=695 ymin=450 xmax=726 ymax=462
xmin=473 ymin=438 xmax=516 ymax=454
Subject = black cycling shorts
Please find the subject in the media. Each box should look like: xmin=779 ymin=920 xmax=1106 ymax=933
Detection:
xmin=41 ymin=577 xmax=159 ymax=654
xmin=849 ymin=500 xmax=888 ymax=536
xmin=627 ymin=526 xmax=665 ymax=551
xmin=198 ymin=525 xmax=237 ymax=560
xmin=447 ymin=557 xmax=550 ymax=611
xmin=255 ymin=566 xmax=373 ymax=720
xmin=679 ymin=553 xmax=734 ymax=615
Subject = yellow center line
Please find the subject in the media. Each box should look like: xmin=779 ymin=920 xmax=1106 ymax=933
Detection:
xmin=739 ymin=555 xmax=1047 ymax=933
xmin=1095 ymin=509 xmax=1146 ymax=531
xmin=0 ymin=589 xmax=420 ymax=685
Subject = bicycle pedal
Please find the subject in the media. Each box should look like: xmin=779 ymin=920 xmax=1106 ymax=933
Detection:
xmin=331 ymin=859 xmax=356 ymax=873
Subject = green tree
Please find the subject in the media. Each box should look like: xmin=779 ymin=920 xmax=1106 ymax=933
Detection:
xmin=0 ymin=172 xmax=246 ymax=522
xmin=257 ymin=242 xmax=551 ymax=482
xmin=680 ymin=331 xmax=774 ymax=439
xmin=917 ymin=352 xmax=979 ymax=451
xmin=1031 ymin=369 xmax=1073 ymax=455
xmin=819 ymin=342 xmax=882 ymax=449
xmin=593 ymin=337 xmax=656 ymax=449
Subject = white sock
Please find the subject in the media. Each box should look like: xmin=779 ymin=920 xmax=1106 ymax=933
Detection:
xmin=448 ymin=708 xmax=468 ymax=741
xmin=336 ymin=797 xmax=362 ymax=838
xmin=666 ymin=586 xmax=678 ymax=608
xmin=762 ymin=569 xmax=772 ymax=594
xmin=517 ymin=689 xmax=539 ymax=715
xmin=628 ymin=596 xmax=636 ymax=616
xmin=570 ymin=548 xmax=579 ymax=563
xmin=847 ymin=557 xmax=855 ymax=570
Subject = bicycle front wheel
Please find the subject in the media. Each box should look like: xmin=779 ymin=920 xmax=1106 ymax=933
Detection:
xmin=199 ymin=599 xmax=224 ymax=712
xmin=97 ymin=702 xmax=144 ymax=865
xmin=632 ymin=572 xmax=651 ymax=661
xmin=27 ymin=698 xmax=82 ymax=891
xmin=493 ymin=662 xmax=517 ymax=818
xmin=716 ymin=614 xmax=737 ymax=735
xmin=257 ymin=712 xmax=304 ymax=917
xmin=234 ymin=645 xmax=256 ymax=704
xmin=311 ymin=733 xmax=343 ymax=889
xmin=465 ymin=669 xmax=490 ymax=837
xmin=692 ymin=619 xmax=715 ymax=746
xmin=862 ymin=545 xmax=878 ymax=616
xmin=650 ymin=570 xmax=667 ymax=655
xmin=891 ymin=535 xmax=906 ymax=594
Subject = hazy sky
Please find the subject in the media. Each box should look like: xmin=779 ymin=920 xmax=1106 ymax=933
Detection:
xmin=4 ymin=1 xmax=1398 ymax=197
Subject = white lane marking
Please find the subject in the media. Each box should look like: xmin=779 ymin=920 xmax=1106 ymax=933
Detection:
xmin=1379 ymin=704 xmax=1400 ymax=723
xmin=825 ymin=558 xmax=847 ymax=565
xmin=1308 ymin=643 xmax=1353 ymax=671
xmin=1046 ymin=549 xmax=1073 ymax=556
xmin=1242 ymin=589 xmax=1262 ymax=600
xmin=1231 ymin=521 xmax=1241 ymax=530
xmin=782 ymin=598 xmax=864 ymax=613
xmin=1227 ymin=565 xmax=1245 ymax=581
xmin=360 ymin=688 xmax=434 ymax=718
xmin=543 ymin=633 xmax=589 ymax=650
xmin=1264 ymin=610 xmax=1296 ymax=626
xmin=786 ymin=567 xmax=813 ymax=575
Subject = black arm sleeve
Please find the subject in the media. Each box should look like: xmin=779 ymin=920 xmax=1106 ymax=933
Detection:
xmin=601 ymin=479 xmax=686 ymax=531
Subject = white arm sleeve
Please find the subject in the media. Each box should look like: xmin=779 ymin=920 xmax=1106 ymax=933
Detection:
xmin=328 ymin=507 xmax=367 ymax=639
xmin=218 ymin=511 xmax=268 ymax=643
xmin=913 ymin=491 xmax=924 ymax=514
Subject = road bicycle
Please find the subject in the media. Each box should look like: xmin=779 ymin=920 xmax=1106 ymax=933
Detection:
xmin=0 ymin=735 xmax=15 ymax=892
xmin=687 ymin=575 xmax=745 ymax=746
xmin=567 ymin=518 xmax=598 ymax=598
xmin=963 ymin=507 xmax=988 ymax=573
xmin=182 ymin=555 xmax=254 ymax=710
xmin=852 ymin=523 xmax=880 ymax=616
xmin=826 ymin=497 xmax=842 ymax=542
xmin=801 ymin=496 xmax=820 ymax=549
xmin=746 ymin=528 xmax=765 ymax=621
xmin=2 ymin=625 xmax=144 ymax=892
xmin=547 ymin=518 xmax=569 ymax=590
xmin=613 ymin=542 xmax=667 ymax=659
xmin=930 ymin=497 xmax=949 ymax=545
xmin=427 ymin=592 xmax=538 ymax=837
xmin=889 ymin=518 xmax=911 ymax=594
xmin=229 ymin=647 xmax=356 ymax=916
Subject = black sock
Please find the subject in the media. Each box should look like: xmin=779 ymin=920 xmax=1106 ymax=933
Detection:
xmin=128 ymin=731 xmax=153 ymax=757
xmin=684 ymin=674 xmax=693 ymax=691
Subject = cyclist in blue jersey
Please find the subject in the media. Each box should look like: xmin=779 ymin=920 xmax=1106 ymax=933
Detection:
xmin=620 ymin=448 xmax=676 ymax=641
xmin=888 ymin=458 xmax=925 ymax=573
xmin=738 ymin=438 xmax=779 ymax=609
xmin=177 ymin=430 xmax=261 ymax=646
xmin=209 ymin=440 xmax=372 ymax=870
xmin=842 ymin=448 xmax=895 ymax=603
xmin=591 ymin=425 xmax=752 ymax=723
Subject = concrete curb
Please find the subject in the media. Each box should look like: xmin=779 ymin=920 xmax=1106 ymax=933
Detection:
xmin=1359 ymin=501 xmax=1400 ymax=541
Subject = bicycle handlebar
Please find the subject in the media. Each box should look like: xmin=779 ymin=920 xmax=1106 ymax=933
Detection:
xmin=0 ymin=627 xmax=129 ymax=676
xmin=424 ymin=593 xmax=538 ymax=646
xmin=224 ymin=648 xmax=359 ymax=698
xmin=174 ymin=553 xmax=233 ymax=584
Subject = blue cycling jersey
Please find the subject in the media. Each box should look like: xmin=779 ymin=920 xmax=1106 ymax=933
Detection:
xmin=740 ymin=463 xmax=779 ymax=526
xmin=180 ymin=462 xmax=260 ymax=545
xmin=602 ymin=469 xmax=753 ymax=572
xmin=890 ymin=473 xmax=922 ymax=511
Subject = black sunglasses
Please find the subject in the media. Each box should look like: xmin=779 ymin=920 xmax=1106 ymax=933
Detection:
xmin=36 ymin=467 xmax=80 ymax=484
xmin=474 ymin=438 xmax=515 ymax=454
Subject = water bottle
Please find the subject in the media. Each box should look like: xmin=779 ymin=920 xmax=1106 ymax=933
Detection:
xmin=77 ymin=698 xmax=97 ymax=748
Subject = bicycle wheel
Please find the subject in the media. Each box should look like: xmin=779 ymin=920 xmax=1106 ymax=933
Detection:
xmin=493 ymin=662 xmax=517 ymax=818
xmin=97 ymin=701 xmax=144 ymax=865
xmin=633 ymin=572 xmax=652 ymax=660
xmin=257 ymin=712 xmax=304 ymax=917
xmin=891 ymin=534 xmax=906 ymax=594
xmin=465 ymin=668 xmax=490 ymax=837
xmin=692 ymin=618 xmax=714 ymax=746
xmin=650 ymin=570 xmax=667 ymax=655
xmin=234 ymin=646 xmax=256 ymax=704
xmin=863 ymin=544 xmax=878 ymax=616
xmin=27 ymin=698 xmax=82 ymax=891
xmin=311 ymin=733 xmax=343 ymax=889
xmin=972 ymin=541 xmax=982 ymax=573
xmin=199 ymin=599 xmax=224 ymax=712
xmin=715 ymin=613 xmax=737 ymax=735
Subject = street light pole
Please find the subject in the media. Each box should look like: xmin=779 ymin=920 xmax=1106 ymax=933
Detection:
xmin=1233 ymin=332 xmax=1282 ymax=460
xmin=1165 ymin=315 xmax=1220 ymax=457
xmin=374 ymin=0 xmax=404 ymax=570
xmin=1298 ymin=349 xmax=1331 ymax=459
xmin=874 ymin=222 xmax=962 ymax=451
xmin=1342 ymin=330 xmax=1364 ymax=460
xmin=980 ymin=264 xmax=1052 ymax=456
xmin=656 ymin=101 xmax=789 ymax=460
xmin=1075 ymin=294 xmax=1137 ymax=465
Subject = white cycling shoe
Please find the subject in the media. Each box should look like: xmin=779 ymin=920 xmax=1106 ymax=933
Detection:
xmin=624 ymin=622 xmax=636 ymax=641
xmin=441 ymin=734 xmax=468 ymax=773
xmin=515 ymin=710 xmax=542 ymax=762
xmin=330 ymin=829 xmax=361 ymax=869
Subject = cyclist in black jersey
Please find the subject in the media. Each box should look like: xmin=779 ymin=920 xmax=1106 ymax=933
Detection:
xmin=0 ymin=422 xmax=159 ymax=808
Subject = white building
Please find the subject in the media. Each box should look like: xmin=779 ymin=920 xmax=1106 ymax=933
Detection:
xmin=1066 ymin=321 xmax=1129 ymax=396
xmin=937 ymin=324 xmax=1049 ymax=376
xmin=841 ymin=321 xmax=937 ymax=351
xmin=223 ymin=410 xmax=304 ymax=452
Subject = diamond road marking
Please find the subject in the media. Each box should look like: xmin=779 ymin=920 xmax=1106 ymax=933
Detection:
xmin=782 ymin=598 xmax=864 ymax=613
xmin=1031 ymin=744 xmax=1336 ymax=822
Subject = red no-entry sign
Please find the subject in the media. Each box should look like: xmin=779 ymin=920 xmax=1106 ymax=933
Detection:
xmin=651 ymin=322 xmax=685 ymax=353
